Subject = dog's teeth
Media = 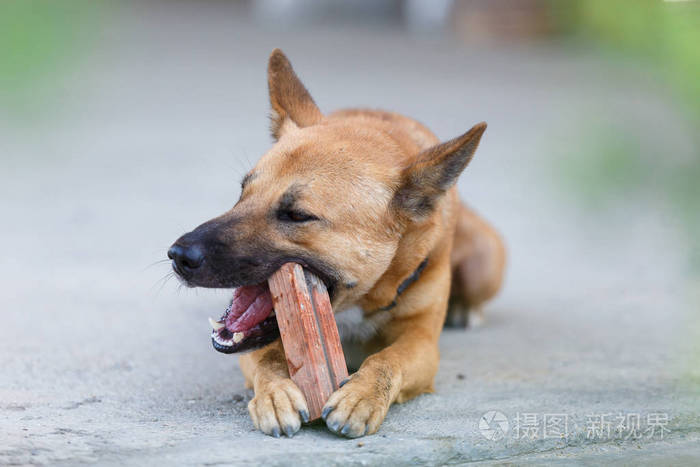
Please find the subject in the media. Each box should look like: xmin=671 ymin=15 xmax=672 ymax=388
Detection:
xmin=209 ymin=317 xmax=225 ymax=330
xmin=233 ymin=332 xmax=245 ymax=343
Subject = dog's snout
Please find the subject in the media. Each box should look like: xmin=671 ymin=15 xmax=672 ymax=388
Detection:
xmin=168 ymin=243 xmax=204 ymax=273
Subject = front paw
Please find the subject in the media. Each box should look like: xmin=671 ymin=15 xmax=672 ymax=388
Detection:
xmin=248 ymin=378 xmax=309 ymax=438
xmin=321 ymin=373 xmax=390 ymax=438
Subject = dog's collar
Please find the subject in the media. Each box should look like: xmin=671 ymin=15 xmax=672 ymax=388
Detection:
xmin=374 ymin=257 xmax=429 ymax=312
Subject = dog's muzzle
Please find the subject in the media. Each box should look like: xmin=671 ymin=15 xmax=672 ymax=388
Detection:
xmin=167 ymin=243 xmax=205 ymax=279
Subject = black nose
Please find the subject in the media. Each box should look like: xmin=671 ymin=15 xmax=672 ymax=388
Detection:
xmin=168 ymin=244 xmax=204 ymax=273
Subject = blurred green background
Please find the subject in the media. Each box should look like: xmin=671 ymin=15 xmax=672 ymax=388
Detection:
xmin=553 ymin=0 xmax=700 ymax=271
xmin=0 ymin=0 xmax=103 ymax=115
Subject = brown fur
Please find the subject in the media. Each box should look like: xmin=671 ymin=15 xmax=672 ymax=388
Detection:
xmin=192 ymin=49 xmax=505 ymax=438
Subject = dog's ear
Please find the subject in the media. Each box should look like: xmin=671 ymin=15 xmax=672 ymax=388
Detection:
xmin=267 ymin=49 xmax=323 ymax=140
xmin=394 ymin=122 xmax=486 ymax=220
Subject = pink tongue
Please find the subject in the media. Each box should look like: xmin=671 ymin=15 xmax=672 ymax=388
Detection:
xmin=225 ymin=284 xmax=274 ymax=332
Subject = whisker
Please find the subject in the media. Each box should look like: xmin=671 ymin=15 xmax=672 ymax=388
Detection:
xmin=150 ymin=271 xmax=175 ymax=298
xmin=141 ymin=259 xmax=171 ymax=272
xmin=150 ymin=271 xmax=171 ymax=290
xmin=240 ymin=149 xmax=254 ymax=173
xmin=156 ymin=273 xmax=175 ymax=298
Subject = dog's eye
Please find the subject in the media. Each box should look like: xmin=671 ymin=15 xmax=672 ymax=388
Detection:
xmin=277 ymin=209 xmax=319 ymax=223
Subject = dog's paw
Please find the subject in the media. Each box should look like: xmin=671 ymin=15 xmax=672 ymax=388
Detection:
xmin=248 ymin=378 xmax=309 ymax=438
xmin=321 ymin=373 xmax=389 ymax=438
xmin=468 ymin=306 xmax=485 ymax=328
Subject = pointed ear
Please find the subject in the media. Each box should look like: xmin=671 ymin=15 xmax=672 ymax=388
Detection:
xmin=394 ymin=122 xmax=487 ymax=220
xmin=267 ymin=49 xmax=323 ymax=140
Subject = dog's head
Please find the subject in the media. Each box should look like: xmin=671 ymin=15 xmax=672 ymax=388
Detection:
xmin=168 ymin=49 xmax=485 ymax=353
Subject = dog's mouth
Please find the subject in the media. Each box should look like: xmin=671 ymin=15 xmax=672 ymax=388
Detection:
xmin=209 ymin=268 xmax=336 ymax=354
xmin=210 ymin=283 xmax=280 ymax=354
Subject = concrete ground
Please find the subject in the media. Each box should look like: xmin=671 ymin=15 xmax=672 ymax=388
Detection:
xmin=1 ymin=3 xmax=698 ymax=465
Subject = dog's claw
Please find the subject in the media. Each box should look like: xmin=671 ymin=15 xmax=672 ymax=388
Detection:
xmin=271 ymin=427 xmax=281 ymax=438
xmin=321 ymin=406 xmax=334 ymax=420
xmin=339 ymin=377 xmax=351 ymax=388
xmin=341 ymin=424 xmax=351 ymax=436
xmin=300 ymin=409 xmax=309 ymax=423
xmin=283 ymin=425 xmax=295 ymax=437
xmin=327 ymin=419 xmax=341 ymax=433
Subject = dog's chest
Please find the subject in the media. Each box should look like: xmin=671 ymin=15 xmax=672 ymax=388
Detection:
xmin=335 ymin=306 xmax=390 ymax=343
xmin=335 ymin=306 xmax=391 ymax=372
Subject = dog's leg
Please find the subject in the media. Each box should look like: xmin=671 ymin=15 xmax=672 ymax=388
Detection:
xmin=446 ymin=202 xmax=506 ymax=328
xmin=321 ymin=306 xmax=443 ymax=438
xmin=239 ymin=340 xmax=310 ymax=437
xmin=445 ymin=295 xmax=469 ymax=328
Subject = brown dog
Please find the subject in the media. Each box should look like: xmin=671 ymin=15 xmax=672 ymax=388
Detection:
xmin=168 ymin=49 xmax=505 ymax=438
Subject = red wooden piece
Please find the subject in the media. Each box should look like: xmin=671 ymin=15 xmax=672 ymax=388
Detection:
xmin=268 ymin=263 xmax=348 ymax=421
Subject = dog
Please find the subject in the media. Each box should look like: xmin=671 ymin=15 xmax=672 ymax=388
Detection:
xmin=168 ymin=49 xmax=505 ymax=438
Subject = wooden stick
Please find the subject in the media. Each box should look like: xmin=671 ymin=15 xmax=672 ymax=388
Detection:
xmin=268 ymin=263 xmax=348 ymax=421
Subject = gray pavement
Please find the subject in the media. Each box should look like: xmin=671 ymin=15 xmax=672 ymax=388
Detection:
xmin=1 ymin=3 xmax=699 ymax=465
